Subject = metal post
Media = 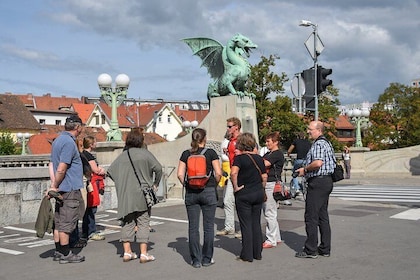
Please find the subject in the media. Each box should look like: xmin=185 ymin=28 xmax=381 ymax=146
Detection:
xmin=313 ymin=25 xmax=318 ymax=121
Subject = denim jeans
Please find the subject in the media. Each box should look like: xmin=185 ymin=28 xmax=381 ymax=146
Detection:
xmin=185 ymin=186 xmax=217 ymax=264
xmin=222 ymin=180 xmax=236 ymax=232
xmin=262 ymin=181 xmax=281 ymax=245
xmin=82 ymin=206 xmax=97 ymax=238
xmin=291 ymin=159 xmax=305 ymax=191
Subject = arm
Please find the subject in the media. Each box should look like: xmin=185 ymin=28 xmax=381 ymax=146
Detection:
xmin=287 ymin=144 xmax=295 ymax=157
xmin=177 ymin=160 xmax=186 ymax=184
xmin=88 ymin=160 xmax=105 ymax=175
xmin=50 ymin=162 xmax=68 ymax=190
xmin=296 ymin=159 xmax=323 ymax=176
xmin=263 ymin=158 xmax=271 ymax=167
xmin=212 ymin=159 xmax=222 ymax=183
xmin=231 ymin=166 xmax=244 ymax=192
xmin=261 ymin=173 xmax=268 ymax=188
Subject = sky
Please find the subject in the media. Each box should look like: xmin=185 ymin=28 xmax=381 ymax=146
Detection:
xmin=0 ymin=0 xmax=419 ymax=105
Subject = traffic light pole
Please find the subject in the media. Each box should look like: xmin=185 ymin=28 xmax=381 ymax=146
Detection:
xmin=313 ymin=25 xmax=319 ymax=121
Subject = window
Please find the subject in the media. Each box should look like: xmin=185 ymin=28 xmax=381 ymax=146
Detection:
xmin=39 ymin=119 xmax=46 ymax=125
xmin=167 ymin=114 xmax=171 ymax=123
xmin=55 ymin=120 xmax=61 ymax=125
xmin=101 ymin=115 xmax=106 ymax=125
xmin=158 ymin=116 xmax=162 ymax=122
xmin=95 ymin=115 xmax=99 ymax=125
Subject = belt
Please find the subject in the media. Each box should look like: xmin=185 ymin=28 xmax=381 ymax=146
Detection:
xmin=307 ymin=175 xmax=332 ymax=180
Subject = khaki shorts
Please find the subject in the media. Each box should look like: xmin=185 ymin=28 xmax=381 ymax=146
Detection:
xmin=54 ymin=190 xmax=83 ymax=233
xmin=120 ymin=211 xmax=150 ymax=243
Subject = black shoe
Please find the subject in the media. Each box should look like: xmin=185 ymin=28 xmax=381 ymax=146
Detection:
xmin=318 ymin=251 xmax=330 ymax=257
xmin=191 ymin=261 xmax=201 ymax=268
xmin=295 ymin=251 xmax=318 ymax=259
xmin=202 ymin=259 xmax=214 ymax=267
xmin=59 ymin=251 xmax=85 ymax=264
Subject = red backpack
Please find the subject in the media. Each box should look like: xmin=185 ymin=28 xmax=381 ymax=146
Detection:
xmin=187 ymin=148 xmax=210 ymax=189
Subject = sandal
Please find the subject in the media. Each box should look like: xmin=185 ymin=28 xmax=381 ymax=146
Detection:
xmin=139 ymin=254 xmax=155 ymax=263
xmin=123 ymin=252 xmax=138 ymax=262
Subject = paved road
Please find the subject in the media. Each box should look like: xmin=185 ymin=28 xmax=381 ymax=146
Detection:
xmin=1 ymin=179 xmax=420 ymax=280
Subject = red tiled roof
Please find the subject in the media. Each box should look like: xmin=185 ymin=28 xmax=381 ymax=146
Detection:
xmin=336 ymin=115 xmax=354 ymax=129
xmin=138 ymin=104 xmax=166 ymax=126
xmin=72 ymin=103 xmax=95 ymax=124
xmin=0 ymin=94 xmax=41 ymax=130
xmin=33 ymin=93 xmax=82 ymax=110
xmin=173 ymin=105 xmax=209 ymax=123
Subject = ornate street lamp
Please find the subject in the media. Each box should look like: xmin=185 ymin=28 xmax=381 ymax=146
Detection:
xmin=97 ymin=73 xmax=130 ymax=141
xmin=16 ymin=132 xmax=31 ymax=155
xmin=182 ymin=120 xmax=198 ymax=133
xmin=346 ymin=106 xmax=370 ymax=147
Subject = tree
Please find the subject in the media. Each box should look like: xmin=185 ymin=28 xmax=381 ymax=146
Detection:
xmin=364 ymin=83 xmax=420 ymax=150
xmin=246 ymin=55 xmax=306 ymax=148
xmin=0 ymin=130 xmax=17 ymax=155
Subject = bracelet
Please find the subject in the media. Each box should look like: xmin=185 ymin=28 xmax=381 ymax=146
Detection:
xmin=304 ymin=167 xmax=308 ymax=173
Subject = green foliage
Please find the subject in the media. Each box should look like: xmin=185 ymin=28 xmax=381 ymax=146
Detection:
xmin=246 ymin=55 xmax=343 ymax=151
xmin=364 ymin=83 xmax=420 ymax=150
xmin=0 ymin=130 xmax=17 ymax=155
xmin=246 ymin=54 xmax=306 ymax=149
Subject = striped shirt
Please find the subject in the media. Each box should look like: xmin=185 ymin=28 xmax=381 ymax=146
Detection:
xmin=305 ymin=136 xmax=336 ymax=179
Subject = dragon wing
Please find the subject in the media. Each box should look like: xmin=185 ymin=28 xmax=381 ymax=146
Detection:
xmin=182 ymin=38 xmax=224 ymax=79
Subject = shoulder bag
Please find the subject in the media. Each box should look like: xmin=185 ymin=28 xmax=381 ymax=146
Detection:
xmin=127 ymin=149 xmax=158 ymax=208
xmin=316 ymin=136 xmax=344 ymax=182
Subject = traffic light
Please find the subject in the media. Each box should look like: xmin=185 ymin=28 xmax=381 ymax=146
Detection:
xmin=317 ymin=65 xmax=332 ymax=94
xmin=302 ymin=68 xmax=315 ymax=111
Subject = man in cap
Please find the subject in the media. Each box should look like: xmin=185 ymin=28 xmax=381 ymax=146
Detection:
xmin=48 ymin=114 xmax=86 ymax=264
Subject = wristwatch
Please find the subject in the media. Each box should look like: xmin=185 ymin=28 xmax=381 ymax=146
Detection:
xmin=304 ymin=166 xmax=308 ymax=173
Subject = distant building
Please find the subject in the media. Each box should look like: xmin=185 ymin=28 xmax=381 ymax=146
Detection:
xmin=411 ymin=78 xmax=420 ymax=88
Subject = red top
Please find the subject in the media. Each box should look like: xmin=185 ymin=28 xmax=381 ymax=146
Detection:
xmin=227 ymin=137 xmax=237 ymax=167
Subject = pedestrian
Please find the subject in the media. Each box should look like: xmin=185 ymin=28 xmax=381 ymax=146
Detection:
xmin=287 ymin=131 xmax=311 ymax=194
xmin=231 ymin=132 xmax=267 ymax=262
xmin=342 ymin=146 xmax=351 ymax=179
xmin=216 ymin=117 xmax=242 ymax=238
xmin=261 ymin=132 xmax=284 ymax=248
xmin=80 ymin=136 xmax=106 ymax=242
xmin=107 ymin=128 xmax=162 ymax=263
xmin=48 ymin=114 xmax=85 ymax=264
xmin=295 ymin=121 xmax=336 ymax=258
xmin=177 ymin=128 xmax=222 ymax=268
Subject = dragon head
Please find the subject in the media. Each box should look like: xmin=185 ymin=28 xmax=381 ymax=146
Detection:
xmin=231 ymin=33 xmax=257 ymax=58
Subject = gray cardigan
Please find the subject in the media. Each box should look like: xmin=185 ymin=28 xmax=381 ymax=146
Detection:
xmin=107 ymin=147 xmax=162 ymax=220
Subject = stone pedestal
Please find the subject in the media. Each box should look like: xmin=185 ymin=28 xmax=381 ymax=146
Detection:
xmin=348 ymin=147 xmax=370 ymax=177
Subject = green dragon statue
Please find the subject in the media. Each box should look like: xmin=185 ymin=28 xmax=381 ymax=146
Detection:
xmin=182 ymin=33 xmax=257 ymax=99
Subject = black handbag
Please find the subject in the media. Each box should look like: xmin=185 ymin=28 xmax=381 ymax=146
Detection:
xmin=127 ymin=149 xmax=158 ymax=208
xmin=332 ymin=164 xmax=344 ymax=182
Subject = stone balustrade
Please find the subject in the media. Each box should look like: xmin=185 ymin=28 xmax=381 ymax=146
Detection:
xmin=1 ymin=143 xmax=419 ymax=227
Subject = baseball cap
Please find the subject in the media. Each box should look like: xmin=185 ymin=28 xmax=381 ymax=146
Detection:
xmin=65 ymin=115 xmax=83 ymax=125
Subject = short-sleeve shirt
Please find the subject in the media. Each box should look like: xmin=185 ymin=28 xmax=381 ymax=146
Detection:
xmin=50 ymin=131 xmax=84 ymax=192
xmin=263 ymin=150 xmax=285 ymax=182
xmin=305 ymin=137 xmax=336 ymax=179
xmin=292 ymin=138 xmax=311 ymax=159
xmin=233 ymin=153 xmax=266 ymax=195
xmin=180 ymin=147 xmax=219 ymax=189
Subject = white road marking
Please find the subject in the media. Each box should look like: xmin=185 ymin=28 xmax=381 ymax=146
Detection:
xmin=0 ymin=248 xmax=24 ymax=255
xmin=390 ymin=209 xmax=420 ymax=221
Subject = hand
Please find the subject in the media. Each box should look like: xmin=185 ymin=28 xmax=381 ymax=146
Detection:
xmin=233 ymin=185 xmax=244 ymax=192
